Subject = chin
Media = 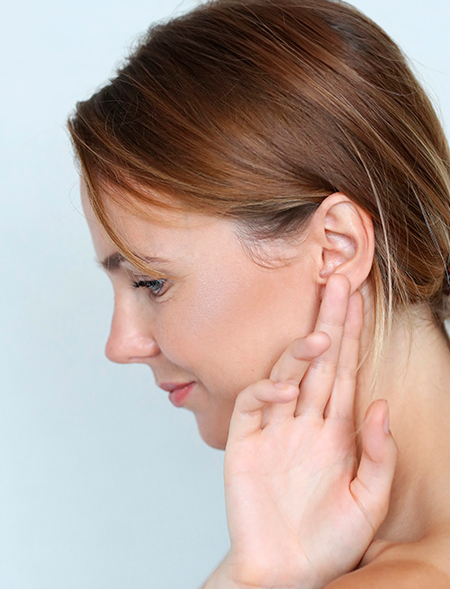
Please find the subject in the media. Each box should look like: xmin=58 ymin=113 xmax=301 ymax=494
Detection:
xmin=194 ymin=414 xmax=228 ymax=450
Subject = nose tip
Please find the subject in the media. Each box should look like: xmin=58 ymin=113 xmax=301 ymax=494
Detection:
xmin=105 ymin=333 xmax=160 ymax=364
xmin=105 ymin=304 xmax=160 ymax=364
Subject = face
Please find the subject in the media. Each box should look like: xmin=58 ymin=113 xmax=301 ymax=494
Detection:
xmin=81 ymin=182 xmax=321 ymax=449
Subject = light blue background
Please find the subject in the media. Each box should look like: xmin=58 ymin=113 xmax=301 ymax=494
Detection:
xmin=1 ymin=1 xmax=449 ymax=588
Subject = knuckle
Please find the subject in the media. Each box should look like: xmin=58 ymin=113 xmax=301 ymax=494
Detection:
xmin=336 ymin=365 xmax=356 ymax=382
xmin=310 ymin=357 xmax=336 ymax=375
xmin=319 ymin=316 xmax=343 ymax=329
xmin=289 ymin=337 xmax=308 ymax=357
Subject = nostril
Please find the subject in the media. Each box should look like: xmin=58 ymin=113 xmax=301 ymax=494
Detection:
xmin=131 ymin=335 xmax=161 ymax=359
xmin=105 ymin=334 xmax=160 ymax=364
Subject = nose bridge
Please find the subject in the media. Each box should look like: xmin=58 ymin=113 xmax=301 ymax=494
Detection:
xmin=105 ymin=295 xmax=159 ymax=363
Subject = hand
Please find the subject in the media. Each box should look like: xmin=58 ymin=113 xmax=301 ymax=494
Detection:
xmin=221 ymin=274 xmax=398 ymax=589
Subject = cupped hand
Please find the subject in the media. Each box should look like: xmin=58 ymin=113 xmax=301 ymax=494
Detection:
xmin=221 ymin=274 xmax=398 ymax=589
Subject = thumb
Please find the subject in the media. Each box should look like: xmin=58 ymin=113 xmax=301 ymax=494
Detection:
xmin=350 ymin=399 xmax=398 ymax=531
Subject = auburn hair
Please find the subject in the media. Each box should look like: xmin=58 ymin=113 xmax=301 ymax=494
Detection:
xmin=69 ymin=0 xmax=450 ymax=368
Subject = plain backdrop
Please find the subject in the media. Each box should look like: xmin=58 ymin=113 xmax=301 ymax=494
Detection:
xmin=1 ymin=1 xmax=449 ymax=587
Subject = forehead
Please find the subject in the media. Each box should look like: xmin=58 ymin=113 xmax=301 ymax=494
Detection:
xmin=80 ymin=178 xmax=243 ymax=264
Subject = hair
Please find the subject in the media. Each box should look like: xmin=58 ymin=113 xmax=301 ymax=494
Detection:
xmin=69 ymin=0 xmax=450 ymax=377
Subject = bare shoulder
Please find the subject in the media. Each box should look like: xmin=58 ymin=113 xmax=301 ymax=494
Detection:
xmin=324 ymin=527 xmax=450 ymax=588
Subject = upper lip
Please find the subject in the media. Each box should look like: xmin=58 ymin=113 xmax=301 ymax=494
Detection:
xmin=158 ymin=381 xmax=195 ymax=393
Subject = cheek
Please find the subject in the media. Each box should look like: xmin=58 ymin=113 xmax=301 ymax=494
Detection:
xmin=155 ymin=265 xmax=319 ymax=395
xmin=154 ymin=280 xmax=249 ymax=374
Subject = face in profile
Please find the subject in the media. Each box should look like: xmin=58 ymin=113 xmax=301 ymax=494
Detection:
xmin=82 ymin=182 xmax=321 ymax=449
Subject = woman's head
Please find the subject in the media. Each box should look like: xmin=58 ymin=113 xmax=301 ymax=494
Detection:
xmin=70 ymin=0 xmax=450 ymax=445
xmin=82 ymin=180 xmax=375 ymax=448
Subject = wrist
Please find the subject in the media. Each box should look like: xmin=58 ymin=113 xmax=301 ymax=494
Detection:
xmin=207 ymin=554 xmax=323 ymax=589
xmin=202 ymin=560 xmax=241 ymax=589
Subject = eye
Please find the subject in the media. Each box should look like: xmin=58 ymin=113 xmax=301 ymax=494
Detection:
xmin=131 ymin=278 xmax=168 ymax=299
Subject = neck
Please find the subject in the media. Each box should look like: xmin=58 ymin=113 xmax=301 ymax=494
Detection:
xmin=356 ymin=302 xmax=450 ymax=550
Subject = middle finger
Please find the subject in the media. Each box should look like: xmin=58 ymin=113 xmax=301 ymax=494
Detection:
xmin=295 ymin=273 xmax=351 ymax=418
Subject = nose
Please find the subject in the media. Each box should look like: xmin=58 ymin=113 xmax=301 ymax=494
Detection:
xmin=105 ymin=298 xmax=160 ymax=364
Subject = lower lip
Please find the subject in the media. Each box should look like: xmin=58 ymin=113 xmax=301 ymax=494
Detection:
xmin=168 ymin=382 xmax=195 ymax=407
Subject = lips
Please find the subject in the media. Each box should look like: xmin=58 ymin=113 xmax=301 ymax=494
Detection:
xmin=158 ymin=381 xmax=196 ymax=407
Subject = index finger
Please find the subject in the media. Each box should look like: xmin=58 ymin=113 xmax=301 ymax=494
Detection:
xmin=263 ymin=331 xmax=331 ymax=425
xmin=269 ymin=331 xmax=331 ymax=385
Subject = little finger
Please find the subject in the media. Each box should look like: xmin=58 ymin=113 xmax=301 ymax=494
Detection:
xmin=350 ymin=399 xmax=398 ymax=531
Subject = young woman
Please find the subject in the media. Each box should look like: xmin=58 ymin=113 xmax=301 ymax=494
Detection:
xmin=69 ymin=0 xmax=450 ymax=586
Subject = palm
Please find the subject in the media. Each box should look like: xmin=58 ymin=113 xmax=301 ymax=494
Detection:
xmin=223 ymin=276 xmax=397 ymax=589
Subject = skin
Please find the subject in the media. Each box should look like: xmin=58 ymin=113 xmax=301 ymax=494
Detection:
xmin=82 ymin=181 xmax=450 ymax=586
xmin=82 ymin=183 xmax=325 ymax=449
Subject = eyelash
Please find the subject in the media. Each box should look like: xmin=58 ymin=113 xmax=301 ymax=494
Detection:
xmin=131 ymin=278 xmax=168 ymax=299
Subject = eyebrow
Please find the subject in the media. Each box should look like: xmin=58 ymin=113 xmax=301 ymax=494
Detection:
xmin=98 ymin=252 xmax=171 ymax=272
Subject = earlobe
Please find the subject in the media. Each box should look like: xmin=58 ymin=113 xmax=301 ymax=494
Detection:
xmin=312 ymin=193 xmax=374 ymax=292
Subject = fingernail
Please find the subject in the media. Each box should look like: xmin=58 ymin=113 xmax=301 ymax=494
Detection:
xmin=383 ymin=405 xmax=390 ymax=435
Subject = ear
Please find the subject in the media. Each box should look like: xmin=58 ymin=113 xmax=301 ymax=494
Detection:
xmin=308 ymin=192 xmax=375 ymax=293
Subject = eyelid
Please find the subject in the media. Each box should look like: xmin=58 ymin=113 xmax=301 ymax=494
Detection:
xmin=123 ymin=262 xmax=171 ymax=281
xmin=131 ymin=276 xmax=170 ymax=299
xmin=129 ymin=271 xmax=169 ymax=283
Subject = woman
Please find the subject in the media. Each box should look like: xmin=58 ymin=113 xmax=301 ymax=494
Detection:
xmin=69 ymin=0 xmax=450 ymax=586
